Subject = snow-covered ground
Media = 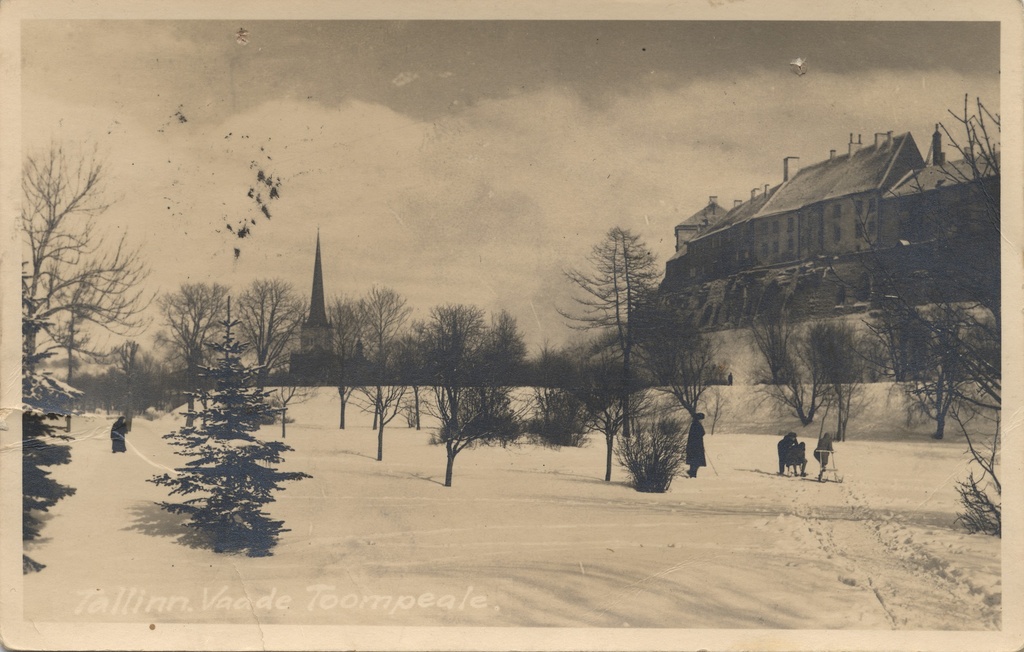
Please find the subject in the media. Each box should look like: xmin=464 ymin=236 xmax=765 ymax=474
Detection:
xmin=20 ymin=386 xmax=1001 ymax=635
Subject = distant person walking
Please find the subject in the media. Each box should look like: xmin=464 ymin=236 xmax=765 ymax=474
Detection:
xmin=110 ymin=416 xmax=127 ymax=454
xmin=686 ymin=413 xmax=706 ymax=478
xmin=814 ymin=431 xmax=834 ymax=482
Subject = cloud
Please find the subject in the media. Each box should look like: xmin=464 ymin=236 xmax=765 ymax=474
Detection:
xmin=20 ymin=64 xmax=999 ymax=350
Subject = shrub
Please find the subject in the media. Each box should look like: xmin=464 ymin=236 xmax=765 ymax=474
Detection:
xmin=526 ymin=387 xmax=589 ymax=448
xmin=616 ymin=414 xmax=686 ymax=493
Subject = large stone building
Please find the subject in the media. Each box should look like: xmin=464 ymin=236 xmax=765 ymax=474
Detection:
xmin=661 ymin=126 xmax=999 ymax=327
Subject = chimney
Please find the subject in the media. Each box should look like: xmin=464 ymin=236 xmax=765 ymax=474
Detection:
xmin=932 ymin=124 xmax=945 ymax=166
xmin=848 ymin=133 xmax=863 ymax=156
xmin=874 ymin=132 xmax=886 ymax=147
xmin=829 ymin=149 xmax=836 ymax=160
xmin=734 ymin=199 xmax=743 ymax=208
xmin=764 ymin=183 xmax=770 ymax=196
xmin=751 ymin=188 xmax=759 ymax=200
xmin=709 ymin=195 xmax=718 ymax=206
xmin=783 ymin=156 xmax=800 ymax=181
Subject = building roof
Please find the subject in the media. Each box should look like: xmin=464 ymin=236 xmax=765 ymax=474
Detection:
xmin=306 ymin=232 xmax=329 ymax=328
xmin=888 ymin=154 xmax=1000 ymax=197
xmin=700 ymin=184 xmax=781 ymax=239
xmin=756 ymin=132 xmax=921 ymax=218
xmin=675 ymin=198 xmax=727 ymax=231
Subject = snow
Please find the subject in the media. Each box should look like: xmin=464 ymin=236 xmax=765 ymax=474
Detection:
xmin=15 ymin=385 xmax=1004 ymax=645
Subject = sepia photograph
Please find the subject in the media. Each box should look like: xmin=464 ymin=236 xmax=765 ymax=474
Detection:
xmin=1 ymin=1 xmax=1021 ymax=650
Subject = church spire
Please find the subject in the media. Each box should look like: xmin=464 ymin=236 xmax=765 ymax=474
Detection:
xmin=306 ymin=231 xmax=329 ymax=327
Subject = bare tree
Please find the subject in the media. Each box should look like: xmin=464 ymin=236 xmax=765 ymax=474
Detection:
xmin=157 ymin=283 xmax=230 ymax=426
xmin=358 ymin=286 xmax=412 ymax=457
xmin=22 ymin=143 xmax=149 ymax=371
xmin=114 ymin=340 xmax=140 ymax=431
xmin=705 ymin=386 xmax=729 ymax=436
xmin=237 ymin=278 xmax=306 ymax=388
xmin=327 ymin=296 xmax=366 ymax=429
xmin=422 ymin=304 xmax=526 ymax=487
xmin=640 ymin=302 xmax=719 ymax=418
xmin=749 ymin=306 xmax=795 ymax=386
xmin=807 ymin=321 xmax=867 ymax=442
xmin=562 ymin=227 xmax=660 ymax=443
xmin=271 ymin=385 xmax=315 ymax=439
xmin=396 ymin=327 xmax=428 ymax=430
xmin=570 ymin=338 xmax=628 ymax=482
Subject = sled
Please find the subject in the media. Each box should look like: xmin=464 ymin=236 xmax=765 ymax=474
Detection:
xmin=814 ymin=448 xmax=843 ymax=483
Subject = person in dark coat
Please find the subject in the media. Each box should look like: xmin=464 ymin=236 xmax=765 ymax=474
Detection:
xmin=686 ymin=413 xmax=706 ymax=478
xmin=777 ymin=432 xmax=798 ymax=475
xmin=785 ymin=441 xmax=807 ymax=476
xmin=110 ymin=416 xmax=127 ymax=454
xmin=814 ymin=431 xmax=835 ymax=482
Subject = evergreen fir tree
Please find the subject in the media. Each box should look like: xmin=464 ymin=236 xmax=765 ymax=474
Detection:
xmin=22 ymin=286 xmax=80 ymax=573
xmin=151 ymin=300 xmax=310 ymax=557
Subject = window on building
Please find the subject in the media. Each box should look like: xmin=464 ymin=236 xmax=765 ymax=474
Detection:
xmin=787 ymin=216 xmax=794 ymax=233
xmin=868 ymin=198 xmax=877 ymax=214
xmin=867 ymin=219 xmax=876 ymax=237
xmin=761 ymin=243 xmax=768 ymax=257
xmin=787 ymin=236 xmax=794 ymax=251
xmin=817 ymin=214 xmax=825 ymax=247
xmin=855 ymin=199 xmax=864 ymax=215
xmin=855 ymin=221 xmax=864 ymax=239
xmin=834 ymin=224 xmax=842 ymax=243
xmin=832 ymin=204 xmax=842 ymax=219
xmin=772 ymin=220 xmax=779 ymax=234
xmin=772 ymin=241 xmax=779 ymax=254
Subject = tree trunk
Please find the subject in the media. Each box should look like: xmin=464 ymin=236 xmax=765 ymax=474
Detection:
xmin=934 ymin=409 xmax=946 ymax=440
xmin=377 ymin=421 xmax=385 ymax=462
xmin=605 ymin=431 xmax=613 ymax=482
xmin=444 ymin=442 xmax=456 ymax=487
xmin=413 ymin=386 xmax=421 ymax=430
xmin=282 ymin=406 xmax=287 ymax=439
xmin=338 ymin=386 xmax=347 ymax=429
xmin=186 ymin=395 xmax=196 ymax=428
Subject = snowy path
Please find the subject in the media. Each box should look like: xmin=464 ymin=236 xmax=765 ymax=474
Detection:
xmin=22 ymin=399 xmax=1000 ymax=630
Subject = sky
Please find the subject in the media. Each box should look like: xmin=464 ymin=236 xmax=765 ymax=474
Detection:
xmin=20 ymin=20 xmax=1001 ymax=354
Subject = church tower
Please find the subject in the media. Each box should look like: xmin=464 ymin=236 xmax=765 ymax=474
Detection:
xmin=300 ymin=231 xmax=332 ymax=353
xmin=290 ymin=232 xmax=337 ymax=382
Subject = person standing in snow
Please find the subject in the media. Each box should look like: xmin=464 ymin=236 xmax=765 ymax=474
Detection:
xmin=814 ymin=431 xmax=834 ymax=482
xmin=686 ymin=413 xmax=706 ymax=478
xmin=110 ymin=416 xmax=127 ymax=454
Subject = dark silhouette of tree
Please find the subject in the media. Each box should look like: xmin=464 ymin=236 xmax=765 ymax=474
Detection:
xmin=21 ymin=283 xmax=79 ymax=573
xmin=237 ymin=279 xmax=306 ymax=388
xmin=396 ymin=326 xmax=428 ymax=430
xmin=807 ymin=321 xmax=867 ymax=442
xmin=357 ymin=286 xmax=411 ymax=460
xmin=640 ymin=303 xmax=718 ymax=418
xmin=271 ymin=385 xmax=314 ymax=439
xmin=422 ymin=305 xmax=526 ymax=487
xmin=562 ymin=227 xmax=660 ymax=445
xmin=749 ymin=305 xmax=794 ymax=386
xmin=22 ymin=143 xmax=149 ymax=373
xmin=151 ymin=300 xmax=310 ymax=557
xmin=115 ymin=340 xmax=140 ymax=431
xmin=327 ymin=296 xmax=366 ymax=429
xmin=526 ymin=344 xmax=590 ymax=448
xmin=157 ymin=283 xmax=229 ymax=426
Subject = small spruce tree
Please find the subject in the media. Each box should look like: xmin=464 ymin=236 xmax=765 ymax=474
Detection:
xmin=22 ymin=289 xmax=80 ymax=573
xmin=151 ymin=301 xmax=310 ymax=557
